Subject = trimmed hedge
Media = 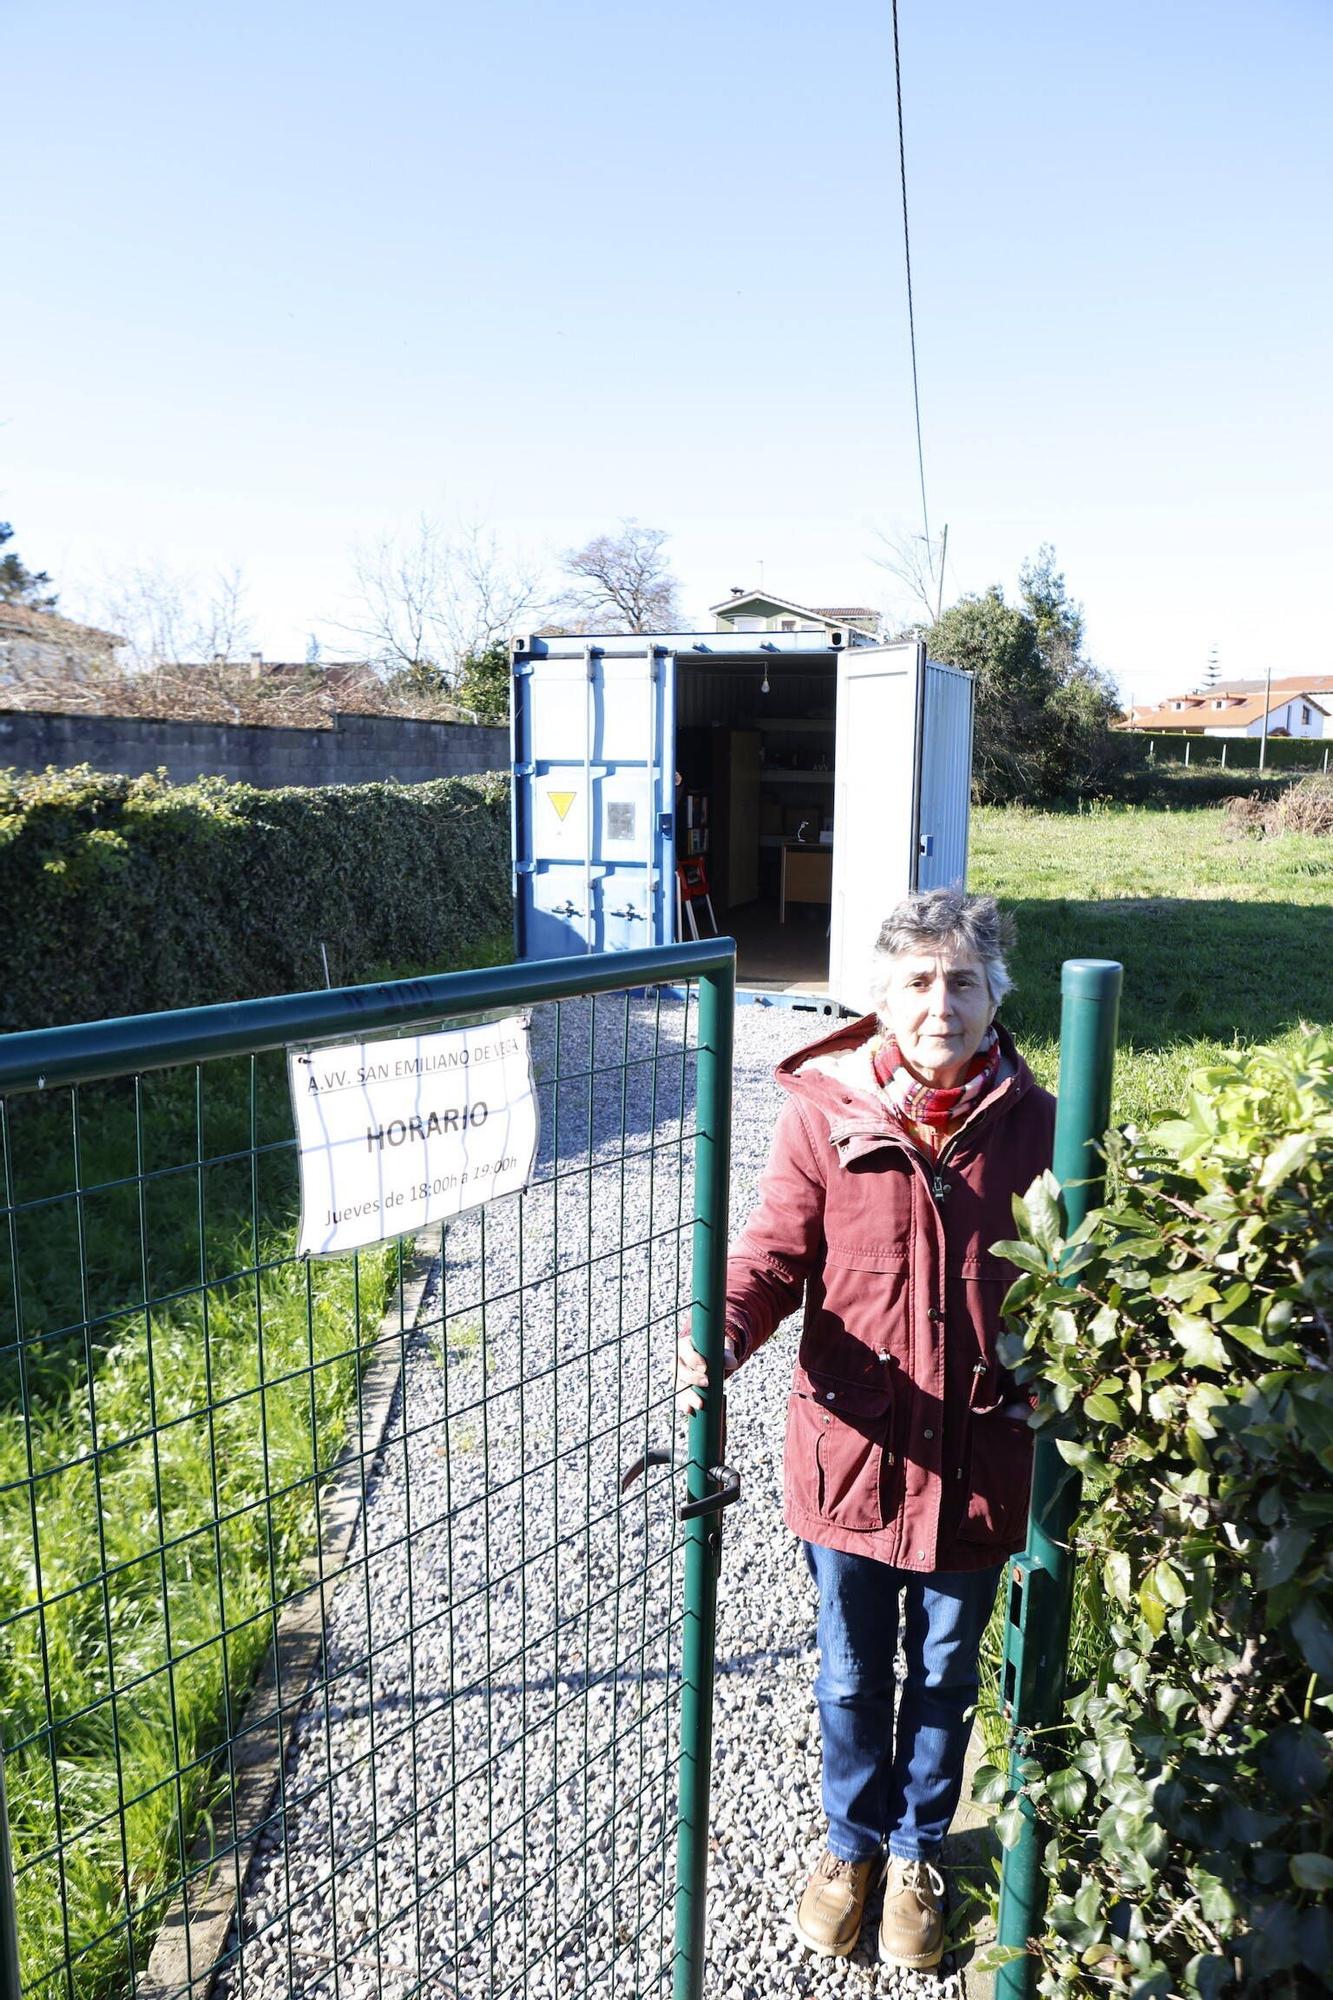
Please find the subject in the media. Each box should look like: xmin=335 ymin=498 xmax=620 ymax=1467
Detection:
xmin=0 ymin=765 xmax=513 ymax=1031
xmin=1135 ymin=732 xmax=1328 ymax=773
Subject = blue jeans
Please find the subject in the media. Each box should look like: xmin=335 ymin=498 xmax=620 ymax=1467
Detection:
xmin=804 ymin=1543 xmax=1002 ymax=1863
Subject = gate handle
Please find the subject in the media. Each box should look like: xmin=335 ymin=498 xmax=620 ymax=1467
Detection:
xmin=619 ymin=1448 xmax=670 ymax=1493
xmin=618 ymin=1452 xmax=742 ymax=1522
xmin=678 ymin=1464 xmax=741 ymax=1522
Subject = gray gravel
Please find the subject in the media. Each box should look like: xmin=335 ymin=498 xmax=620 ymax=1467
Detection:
xmin=218 ymin=996 xmax=975 ymax=2000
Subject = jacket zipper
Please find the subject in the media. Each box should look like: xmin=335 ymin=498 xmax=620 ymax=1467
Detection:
xmin=919 ymin=1132 xmax=960 ymax=1204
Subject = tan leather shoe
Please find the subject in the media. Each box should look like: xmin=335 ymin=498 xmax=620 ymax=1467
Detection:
xmin=793 ymin=1849 xmax=883 ymax=1958
xmin=878 ymin=1855 xmax=946 ymax=1968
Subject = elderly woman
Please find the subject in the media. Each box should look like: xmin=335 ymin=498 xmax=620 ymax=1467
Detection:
xmin=678 ymin=888 xmax=1054 ymax=1969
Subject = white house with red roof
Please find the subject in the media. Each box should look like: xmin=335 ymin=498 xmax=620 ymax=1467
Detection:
xmin=1122 ymin=675 xmax=1330 ymax=740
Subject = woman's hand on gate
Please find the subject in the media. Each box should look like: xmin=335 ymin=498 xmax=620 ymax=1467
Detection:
xmin=675 ymin=1325 xmax=740 ymax=1416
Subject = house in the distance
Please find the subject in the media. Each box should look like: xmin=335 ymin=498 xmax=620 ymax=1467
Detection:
xmin=1122 ymin=674 xmax=1330 ymax=740
xmin=711 ymin=589 xmax=880 ymax=641
xmin=0 ymin=602 xmax=125 ymax=691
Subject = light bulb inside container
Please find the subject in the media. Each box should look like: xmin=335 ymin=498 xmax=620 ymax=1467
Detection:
xmin=761 ymin=670 xmax=770 ymax=695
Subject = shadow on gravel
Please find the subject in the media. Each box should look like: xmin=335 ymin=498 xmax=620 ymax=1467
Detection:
xmin=325 ymin=1640 xmax=815 ymax=1721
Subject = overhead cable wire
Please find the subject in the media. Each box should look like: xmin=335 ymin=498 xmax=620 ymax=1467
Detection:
xmin=892 ymin=0 xmax=931 ymax=557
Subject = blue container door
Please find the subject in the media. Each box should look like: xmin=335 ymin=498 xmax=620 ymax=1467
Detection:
xmin=918 ymin=658 xmax=974 ymax=893
xmin=512 ymin=643 xmax=678 ymax=958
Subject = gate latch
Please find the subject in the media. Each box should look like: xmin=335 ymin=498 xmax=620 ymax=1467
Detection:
xmin=619 ymin=1450 xmax=741 ymax=1522
xmin=678 ymin=1464 xmax=741 ymax=1522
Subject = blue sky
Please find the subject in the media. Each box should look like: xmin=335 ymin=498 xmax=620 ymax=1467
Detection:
xmin=4 ymin=0 xmax=1330 ymax=700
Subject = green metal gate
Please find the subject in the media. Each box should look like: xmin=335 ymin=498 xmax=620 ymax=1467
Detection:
xmin=0 ymin=940 xmax=735 ymax=2000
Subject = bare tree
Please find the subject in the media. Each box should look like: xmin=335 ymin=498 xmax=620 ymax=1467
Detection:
xmin=871 ymin=525 xmax=944 ymax=631
xmin=56 ymin=560 xmax=319 ymax=726
xmin=343 ymin=516 xmax=449 ymax=680
xmin=194 ymin=564 xmax=252 ymax=661
xmin=22 ymin=550 xmax=481 ymax=726
xmin=558 ymin=520 xmax=682 ymax=632
xmin=341 ymin=516 xmax=546 ymax=685
xmin=443 ymin=522 xmax=547 ymax=660
xmin=93 ymin=560 xmax=254 ymax=670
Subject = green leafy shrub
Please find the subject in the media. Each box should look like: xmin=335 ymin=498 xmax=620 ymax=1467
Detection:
xmin=0 ymin=765 xmax=512 ymax=1031
xmin=452 ymin=639 xmax=511 ymax=724
xmin=987 ymin=1032 xmax=1333 ymax=1995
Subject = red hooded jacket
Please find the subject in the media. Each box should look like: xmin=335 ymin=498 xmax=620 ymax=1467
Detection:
xmin=725 ymin=1013 xmax=1055 ymax=1573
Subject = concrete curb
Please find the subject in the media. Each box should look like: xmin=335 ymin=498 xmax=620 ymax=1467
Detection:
xmin=137 ymin=1230 xmax=439 ymax=2000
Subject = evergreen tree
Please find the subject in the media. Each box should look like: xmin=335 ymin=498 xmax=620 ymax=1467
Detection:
xmin=0 ymin=524 xmax=58 ymax=610
xmin=929 ymin=549 xmax=1130 ymax=803
xmin=453 ymin=639 xmax=510 ymax=724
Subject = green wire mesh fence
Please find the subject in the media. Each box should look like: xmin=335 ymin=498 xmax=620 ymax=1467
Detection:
xmin=0 ymin=942 xmax=735 ymax=2000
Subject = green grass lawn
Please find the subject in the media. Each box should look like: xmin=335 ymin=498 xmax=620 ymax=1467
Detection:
xmin=970 ymin=801 xmax=1333 ymax=1122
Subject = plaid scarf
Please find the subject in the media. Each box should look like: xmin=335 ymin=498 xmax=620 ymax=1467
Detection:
xmin=871 ymin=1027 xmax=1001 ymax=1130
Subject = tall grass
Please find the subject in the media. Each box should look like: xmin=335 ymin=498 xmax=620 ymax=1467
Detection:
xmin=0 ymin=1037 xmax=420 ymax=1993
xmin=2 ymin=1235 xmax=395 ymax=1994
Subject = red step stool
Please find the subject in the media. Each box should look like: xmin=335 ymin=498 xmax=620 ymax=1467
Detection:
xmin=675 ymin=858 xmax=718 ymax=940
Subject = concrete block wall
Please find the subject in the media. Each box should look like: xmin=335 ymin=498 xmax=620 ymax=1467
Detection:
xmin=0 ymin=709 xmax=511 ymax=788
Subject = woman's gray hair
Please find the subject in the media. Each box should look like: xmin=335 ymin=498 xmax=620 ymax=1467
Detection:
xmin=867 ymin=888 xmax=1016 ymax=1014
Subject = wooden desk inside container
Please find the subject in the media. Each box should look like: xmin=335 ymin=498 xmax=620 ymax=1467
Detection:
xmin=779 ymin=844 xmax=832 ymax=922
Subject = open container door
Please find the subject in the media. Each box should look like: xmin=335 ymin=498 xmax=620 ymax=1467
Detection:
xmin=512 ymin=640 xmax=677 ymax=958
xmin=827 ymin=639 xmax=925 ymax=1014
xmin=917 ymin=658 xmax=974 ymax=891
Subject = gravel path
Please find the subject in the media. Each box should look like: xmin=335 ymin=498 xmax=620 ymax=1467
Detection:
xmin=219 ymin=996 xmax=980 ymax=2000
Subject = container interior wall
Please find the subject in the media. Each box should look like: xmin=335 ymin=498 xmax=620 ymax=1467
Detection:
xmin=675 ymin=660 xmax=837 ymax=992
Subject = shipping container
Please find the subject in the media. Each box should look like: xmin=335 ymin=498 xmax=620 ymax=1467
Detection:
xmin=510 ymin=629 xmax=972 ymax=1012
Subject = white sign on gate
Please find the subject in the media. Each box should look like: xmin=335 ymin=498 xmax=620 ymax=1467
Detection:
xmin=289 ymin=1015 xmax=538 ymax=1257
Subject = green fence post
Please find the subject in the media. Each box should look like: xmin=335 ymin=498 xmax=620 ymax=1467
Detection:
xmin=995 ymin=958 xmax=1122 ymax=1997
xmin=673 ymin=951 xmax=735 ymax=2000
xmin=0 ymin=1751 xmax=19 ymax=2000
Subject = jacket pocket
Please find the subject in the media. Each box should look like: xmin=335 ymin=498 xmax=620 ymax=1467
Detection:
xmin=813 ymin=1247 xmax=909 ymax=1383
xmin=785 ymin=1377 xmax=896 ymax=1532
xmin=956 ymin=1410 xmax=1033 ymax=1547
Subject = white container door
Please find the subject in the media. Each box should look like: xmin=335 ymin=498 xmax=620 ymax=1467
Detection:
xmin=917 ymin=659 xmax=974 ymax=891
xmin=828 ymin=640 xmax=924 ymax=1014
xmin=512 ymin=643 xmax=677 ymax=958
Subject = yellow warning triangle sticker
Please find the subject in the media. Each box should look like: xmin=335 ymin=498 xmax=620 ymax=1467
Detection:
xmin=547 ymin=790 xmax=576 ymax=821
